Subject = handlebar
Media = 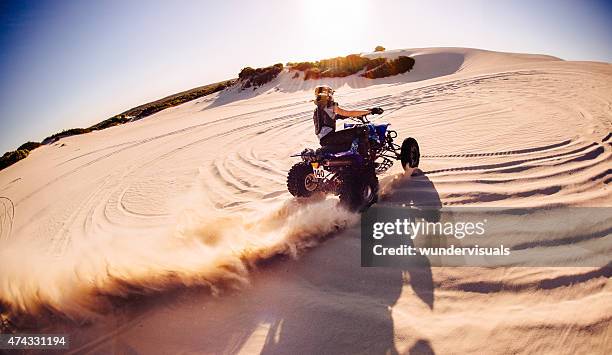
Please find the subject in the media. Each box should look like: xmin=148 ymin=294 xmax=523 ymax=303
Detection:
xmin=343 ymin=106 xmax=384 ymax=124
xmin=348 ymin=115 xmax=371 ymax=124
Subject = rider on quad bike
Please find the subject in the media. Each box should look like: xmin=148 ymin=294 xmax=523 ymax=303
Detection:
xmin=312 ymin=85 xmax=384 ymax=159
xmin=287 ymin=85 xmax=420 ymax=212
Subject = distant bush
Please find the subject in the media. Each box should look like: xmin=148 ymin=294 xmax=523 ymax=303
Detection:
xmin=288 ymin=54 xmax=415 ymax=80
xmin=238 ymin=63 xmax=283 ymax=89
xmin=362 ymin=56 xmax=415 ymax=79
xmin=374 ymin=45 xmax=385 ymax=52
xmin=0 ymin=141 xmax=41 ymax=171
xmin=287 ymin=61 xmax=315 ymax=71
xmin=117 ymin=79 xmax=235 ymax=121
xmin=39 ymin=80 xmax=234 ymax=144
xmin=304 ymin=67 xmax=321 ymax=80
xmin=2 ymin=79 xmax=236 ymax=169
xmin=17 ymin=141 xmax=41 ymax=151
xmin=364 ymin=57 xmax=387 ymax=71
xmin=238 ymin=67 xmax=256 ymax=80
xmin=394 ymin=56 xmax=416 ymax=72
xmin=319 ymin=54 xmax=370 ymax=77
xmin=43 ymin=128 xmax=92 ymax=144
xmin=88 ymin=114 xmax=132 ymax=131
xmin=0 ymin=149 xmax=29 ymax=170
xmin=290 ymin=54 xmax=371 ymax=80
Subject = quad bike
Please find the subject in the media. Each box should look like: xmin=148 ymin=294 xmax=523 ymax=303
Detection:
xmin=287 ymin=113 xmax=420 ymax=211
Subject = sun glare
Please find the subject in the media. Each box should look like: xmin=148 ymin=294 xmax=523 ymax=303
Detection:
xmin=299 ymin=0 xmax=371 ymax=59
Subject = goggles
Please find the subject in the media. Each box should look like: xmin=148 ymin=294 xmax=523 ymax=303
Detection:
xmin=314 ymin=86 xmax=334 ymax=97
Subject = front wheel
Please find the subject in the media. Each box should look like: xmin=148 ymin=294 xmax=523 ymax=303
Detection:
xmin=339 ymin=166 xmax=379 ymax=212
xmin=400 ymin=137 xmax=420 ymax=170
xmin=287 ymin=162 xmax=318 ymax=197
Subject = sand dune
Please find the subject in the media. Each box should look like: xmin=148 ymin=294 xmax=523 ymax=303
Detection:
xmin=0 ymin=47 xmax=610 ymax=353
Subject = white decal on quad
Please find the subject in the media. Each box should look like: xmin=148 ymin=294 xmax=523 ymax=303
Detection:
xmin=314 ymin=166 xmax=326 ymax=179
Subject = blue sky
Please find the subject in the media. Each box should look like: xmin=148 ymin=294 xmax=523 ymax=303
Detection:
xmin=1 ymin=0 xmax=611 ymax=153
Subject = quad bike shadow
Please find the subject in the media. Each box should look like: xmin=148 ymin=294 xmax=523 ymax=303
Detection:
xmin=259 ymin=170 xmax=440 ymax=355
xmin=379 ymin=169 xmax=442 ymax=211
xmin=287 ymin=112 xmax=420 ymax=212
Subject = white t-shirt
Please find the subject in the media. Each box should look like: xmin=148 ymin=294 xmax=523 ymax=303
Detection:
xmin=316 ymin=104 xmax=336 ymax=140
xmin=317 ymin=126 xmax=333 ymax=140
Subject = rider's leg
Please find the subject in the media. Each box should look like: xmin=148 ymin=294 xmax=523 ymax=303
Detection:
xmin=320 ymin=127 xmax=369 ymax=157
xmin=356 ymin=127 xmax=370 ymax=158
xmin=319 ymin=129 xmax=355 ymax=146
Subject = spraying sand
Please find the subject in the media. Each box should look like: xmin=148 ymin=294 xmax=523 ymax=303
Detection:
xmin=0 ymin=47 xmax=610 ymax=353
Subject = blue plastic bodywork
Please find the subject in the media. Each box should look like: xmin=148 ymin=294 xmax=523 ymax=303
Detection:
xmin=344 ymin=122 xmax=390 ymax=145
xmin=293 ymin=123 xmax=390 ymax=165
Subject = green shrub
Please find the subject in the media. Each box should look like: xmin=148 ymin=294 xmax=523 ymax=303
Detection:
xmin=1 ymin=142 xmax=41 ymax=171
xmin=364 ymin=57 xmax=387 ymax=71
xmin=89 ymin=115 xmax=132 ymax=131
xmin=115 ymin=79 xmax=234 ymax=121
xmin=362 ymin=56 xmax=415 ymax=79
xmin=43 ymin=128 xmax=92 ymax=143
xmin=317 ymin=54 xmax=370 ymax=77
xmin=374 ymin=45 xmax=385 ymax=52
xmin=394 ymin=56 xmax=416 ymax=73
xmin=239 ymin=67 xmax=256 ymax=80
xmin=17 ymin=141 xmax=41 ymax=151
xmin=238 ymin=63 xmax=283 ymax=88
xmin=0 ymin=150 xmax=29 ymax=170
xmin=289 ymin=53 xmax=416 ymax=80
xmin=3 ymin=79 xmax=236 ymax=169
xmin=304 ymin=67 xmax=321 ymax=80
xmin=289 ymin=62 xmax=315 ymax=71
xmin=288 ymin=53 xmax=408 ymax=80
xmin=36 ymin=79 xmax=235 ymax=145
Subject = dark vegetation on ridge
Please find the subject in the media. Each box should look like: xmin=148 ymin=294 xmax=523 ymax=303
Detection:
xmin=0 ymin=141 xmax=41 ymax=170
xmin=1 ymin=80 xmax=235 ymax=170
xmin=238 ymin=63 xmax=283 ymax=89
xmin=42 ymin=80 xmax=235 ymax=144
xmin=0 ymin=149 xmax=30 ymax=171
xmin=1 ymin=51 xmax=416 ymax=171
xmin=287 ymin=54 xmax=414 ymax=80
xmin=17 ymin=141 xmax=41 ymax=151
xmin=362 ymin=56 xmax=416 ymax=79
xmin=109 ymin=80 xmax=235 ymax=123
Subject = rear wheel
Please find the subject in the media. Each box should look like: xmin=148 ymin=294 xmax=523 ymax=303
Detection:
xmin=287 ymin=162 xmax=318 ymax=197
xmin=400 ymin=137 xmax=420 ymax=170
xmin=339 ymin=166 xmax=379 ymax=212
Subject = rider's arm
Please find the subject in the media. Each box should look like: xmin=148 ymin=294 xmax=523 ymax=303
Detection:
xmin=334 ymin=106 xmax=371 ymax=118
